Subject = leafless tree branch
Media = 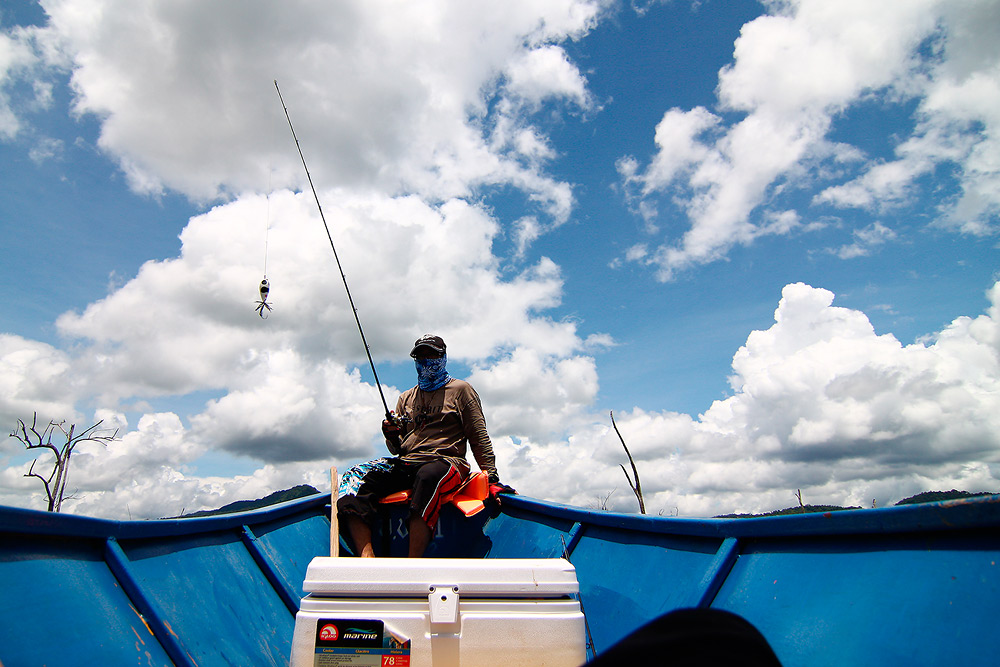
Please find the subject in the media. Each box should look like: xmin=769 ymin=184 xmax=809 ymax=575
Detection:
xmin=611 ymin=411 xmax=645 ymax=514
xmin=9 ymin=412 xmax=119 ymax=512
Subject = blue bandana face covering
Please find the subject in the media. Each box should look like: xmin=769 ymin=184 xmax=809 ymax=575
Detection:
xmin=415 ymin=355 xmax=451 ymax=391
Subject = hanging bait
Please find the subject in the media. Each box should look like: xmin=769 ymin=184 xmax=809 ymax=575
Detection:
xmin=254 ymin=277 xmax=272 ymax=318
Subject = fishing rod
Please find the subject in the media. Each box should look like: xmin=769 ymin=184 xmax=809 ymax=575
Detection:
xmin=274 ymin=79 xmax=394 ymax=423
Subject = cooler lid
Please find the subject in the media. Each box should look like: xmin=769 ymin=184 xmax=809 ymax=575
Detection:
xmin=303 ymin=557 xmax=579 ymax=598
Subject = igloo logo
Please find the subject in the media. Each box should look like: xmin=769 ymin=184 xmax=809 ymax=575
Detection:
xmin=319 ymin=624 xmax=339 ymax=641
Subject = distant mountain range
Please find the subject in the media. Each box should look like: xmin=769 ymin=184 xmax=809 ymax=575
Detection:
xmin=716 ymin=489 xmax=997 ymax=519
xmin=177 ymin=484 xmax=320 ymax=518
xmin=177 ymin=485 xmax=995 ymax=520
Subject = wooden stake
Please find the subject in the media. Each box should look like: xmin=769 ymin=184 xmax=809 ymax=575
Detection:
xmin=330 ymin=466 xmax=339 ymax=557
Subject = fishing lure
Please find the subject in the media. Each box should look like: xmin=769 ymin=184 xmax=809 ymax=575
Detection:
xmin=254 ymin=277 xmax=272 ymax=318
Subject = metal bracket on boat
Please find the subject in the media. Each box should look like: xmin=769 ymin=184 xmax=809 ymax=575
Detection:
xmin=428 ymin=585 xmax=460 ymax=626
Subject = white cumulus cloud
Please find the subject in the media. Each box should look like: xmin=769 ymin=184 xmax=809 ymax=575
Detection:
xmin=621 ymin=0 xmax=1000 ymax=279
xmin=504 ymin=280 xmax=1000 ymax=517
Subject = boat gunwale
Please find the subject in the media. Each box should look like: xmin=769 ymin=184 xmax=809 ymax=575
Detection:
xmin=497 ymin=493 xmax=1000 ymax=540
xmin=2 ymin=492 xmax=998 ymax=543
xmin=0 ymin=492 xmax=331 ymax=540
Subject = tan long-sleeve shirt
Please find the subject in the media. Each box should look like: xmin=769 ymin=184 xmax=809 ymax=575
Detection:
xmin=389 ymin=378 xmax=497 ymax=478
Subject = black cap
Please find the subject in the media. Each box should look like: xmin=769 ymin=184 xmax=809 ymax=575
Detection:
xmin=410 ymin=334 xmax=446 ymax=357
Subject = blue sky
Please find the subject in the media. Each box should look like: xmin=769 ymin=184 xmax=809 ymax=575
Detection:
xmin=1 ymin=0 xmax=998 ymax=519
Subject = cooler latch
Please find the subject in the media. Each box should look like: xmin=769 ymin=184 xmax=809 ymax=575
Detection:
xmin=428 ymin=585 xmax=460 ymax=626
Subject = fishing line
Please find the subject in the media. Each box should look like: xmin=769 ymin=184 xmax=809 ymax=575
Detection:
xmin=254 ymin=169 xmax=274 ymax=319
xmin=274 ymin=79 xmax=394 ymax=421
xmin=263 ymin=168 xmax=272 ymax=278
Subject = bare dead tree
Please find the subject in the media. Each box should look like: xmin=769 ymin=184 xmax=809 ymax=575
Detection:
xmin=593 ymin=488 xmax=616 ymax=511
xmin=611 ymin=411 xmax=646 ymax=514
xmin=9 ymin=413 xmax=119 ymax=512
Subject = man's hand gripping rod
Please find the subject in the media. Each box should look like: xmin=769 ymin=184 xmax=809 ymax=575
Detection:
xmin=274 ymin=80 xmax=396 ymax=426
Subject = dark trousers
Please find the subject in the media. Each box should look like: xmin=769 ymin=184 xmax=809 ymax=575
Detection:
xmin=337 ymin=458 xmax=463 ymax=531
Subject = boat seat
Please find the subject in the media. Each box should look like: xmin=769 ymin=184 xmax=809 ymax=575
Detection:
xmin=378 ymin=471 xmax=490 ymax=517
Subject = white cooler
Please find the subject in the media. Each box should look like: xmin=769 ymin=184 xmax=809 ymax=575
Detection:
xmin=290 ymin=558 xmax=586 ymax=667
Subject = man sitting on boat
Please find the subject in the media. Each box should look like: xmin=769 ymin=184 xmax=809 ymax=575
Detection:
xmin=337 ymin=334 xmax=511 ymax=557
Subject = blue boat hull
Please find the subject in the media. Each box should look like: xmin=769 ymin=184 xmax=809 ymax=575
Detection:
xmin=1 ymin=493 xmax=998 ymax=666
